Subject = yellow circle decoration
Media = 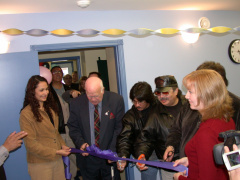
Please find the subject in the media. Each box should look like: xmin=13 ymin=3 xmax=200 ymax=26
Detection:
xmin=51 ymin=29 xmax=74 ymax=35
xmin=102 ymin=29 xmax=126 ymax=35
xmin=210 ymin=26 xmax=232 ymax=33
xmin=2 ymin=28 xmax=23 ymax=35
xmin=155 ymin=28 xmax=179 ymax=35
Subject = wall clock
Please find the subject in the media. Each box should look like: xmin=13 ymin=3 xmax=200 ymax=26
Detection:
xmin=228 ymin=39 xmax=240 ymax=64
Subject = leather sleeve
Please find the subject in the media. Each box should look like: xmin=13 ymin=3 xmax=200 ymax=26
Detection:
xmin=229 ymin=92 xmax=240 ymax=130
xmin=165 ymin=102 xmax=200 ymax=158
xmin=135 ymin=111 xmax=168 ymax=160
xmin=116 ymin=110 xmax=136 ymax=158
xmin=165 ymin=106 xmax=184 ymax=153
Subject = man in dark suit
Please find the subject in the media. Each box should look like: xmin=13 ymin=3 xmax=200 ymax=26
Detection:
xmin=68 ymin=77 xmax=125 ymax=180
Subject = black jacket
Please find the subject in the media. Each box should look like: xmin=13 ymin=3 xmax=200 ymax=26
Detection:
xmin=135 ymin=103 xmax=174 ymax=160
xmin=135 ymin=93 xmax=187 ymax=160
xmin=117 ymin=91 xmax=186 ymax=160
xmin=116 ymin=100 xmax=159 ymax=159
xmin=229 ymin=91 xmax=240 ymax=130
xmin=165 ymin=102 xmax=201 ymax=158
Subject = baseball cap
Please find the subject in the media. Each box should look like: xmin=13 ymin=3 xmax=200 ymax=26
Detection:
xmin=154 ymin=75 xmax=178 ymax=92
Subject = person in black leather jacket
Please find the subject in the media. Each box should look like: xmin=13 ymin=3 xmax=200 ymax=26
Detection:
xmin=135 ymin=76 xmax=187 ymax=180
xmin=116 ymin=81 xmax=163 ymax=180
xmin=136 ymin=90 xmax=187 ymax=160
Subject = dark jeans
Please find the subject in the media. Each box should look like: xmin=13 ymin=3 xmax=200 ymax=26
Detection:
xmin=78 ymin=155 xmax=120 ymax=180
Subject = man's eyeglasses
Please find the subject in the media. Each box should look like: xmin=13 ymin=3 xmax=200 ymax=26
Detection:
xmin=52 ymin=71 xmax=62 ymax=75
xmin=154 ymin=91 xmax=169 ymax=96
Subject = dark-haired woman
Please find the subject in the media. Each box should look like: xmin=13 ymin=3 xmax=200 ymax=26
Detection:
xmin=19 ymin=75 xmax=70 ymax=180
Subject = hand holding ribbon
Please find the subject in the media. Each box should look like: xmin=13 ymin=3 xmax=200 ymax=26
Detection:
xmin=70 ymin=145 xmax=188 ymax=173
xmin=136 ymin=154 xmax=148 ymax=171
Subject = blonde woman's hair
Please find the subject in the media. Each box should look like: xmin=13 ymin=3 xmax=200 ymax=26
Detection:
xmin=183 ymin=69 xmax=233 ymax=122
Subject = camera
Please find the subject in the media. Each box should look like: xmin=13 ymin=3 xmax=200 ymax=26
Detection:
xmin=213 ymin=130 xmax=240 ymax=165
xmin=222 ymin=149 xmax=240 ymax=171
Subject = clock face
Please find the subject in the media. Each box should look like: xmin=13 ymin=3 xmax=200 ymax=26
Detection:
xmin=229 ymin=39 xmax=240 ymax=64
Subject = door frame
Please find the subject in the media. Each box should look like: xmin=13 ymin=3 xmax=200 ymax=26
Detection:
xmin=39 ymin=56 xmax=81 ymax=78
xmin=31 ymin=39 xmax=130 ymax=180
xmin=31 ymin=39 xmax=128 ymax=111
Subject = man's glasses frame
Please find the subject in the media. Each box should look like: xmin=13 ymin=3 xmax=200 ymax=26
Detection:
xmin=154 ymin=91 xmax=169 ymax=96
xmin=52 ymin=71 xmax=62 ymax=75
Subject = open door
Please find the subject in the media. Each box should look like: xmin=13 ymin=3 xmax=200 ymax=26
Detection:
xmin=0 ymin=51 xmax=39 ymax=180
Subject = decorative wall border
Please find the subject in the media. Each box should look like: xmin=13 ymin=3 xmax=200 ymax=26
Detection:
xmin=1 ymin=26 xmax=240 ymax=36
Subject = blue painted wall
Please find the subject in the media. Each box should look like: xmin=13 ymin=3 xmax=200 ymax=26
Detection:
xmin=0 ymin=51 xmax=39 ymax=179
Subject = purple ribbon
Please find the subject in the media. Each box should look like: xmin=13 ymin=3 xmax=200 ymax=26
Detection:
xmin=62 ymin=156 xmax=72 ymax=180
xmin=70 ymin=145 xmax=188 ymax=173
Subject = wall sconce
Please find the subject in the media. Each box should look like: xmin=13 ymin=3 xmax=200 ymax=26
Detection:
xmin=180 ymin=25 xmax=200 ymax=44
xmin=77 ymin=0 xmax=91 ymax=8
xmin=0 ymin=34 xmax=10 ymax=54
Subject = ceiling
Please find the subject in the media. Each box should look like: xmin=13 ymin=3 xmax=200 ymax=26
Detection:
xmin=1 ymin=0 xmax=240 ymax=14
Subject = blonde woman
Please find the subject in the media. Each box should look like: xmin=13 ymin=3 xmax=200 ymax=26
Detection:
xmin=173 ymin=69 xmax=235 ymax=180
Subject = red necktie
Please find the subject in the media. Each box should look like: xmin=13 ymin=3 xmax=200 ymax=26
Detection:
xmin=94 ymin=105 xmax=100 ymax=147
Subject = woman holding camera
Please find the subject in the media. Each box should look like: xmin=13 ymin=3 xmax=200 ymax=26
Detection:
xmin=19 ymin=75 xmax=70 ymax=180
xmin=173 ymin=69 xmax=235 ymax=180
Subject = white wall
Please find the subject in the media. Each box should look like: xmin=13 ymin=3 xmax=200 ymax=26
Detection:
xmin=1 ymin=11 xmax=239 ymax=107
xmin=0 ymin=10 xmax=240 ymax=180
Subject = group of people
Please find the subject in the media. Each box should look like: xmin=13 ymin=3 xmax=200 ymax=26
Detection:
xmin=116 ymin=61 xmax=240 ymax=180
xmin=1 ymin=61 xmax=240 ymax=180
xmin=63 ymin=71 xmax=88 ymax=94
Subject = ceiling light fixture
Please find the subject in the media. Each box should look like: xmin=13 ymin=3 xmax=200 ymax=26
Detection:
xmin=77 ymin=0 xmax=91 ymax=8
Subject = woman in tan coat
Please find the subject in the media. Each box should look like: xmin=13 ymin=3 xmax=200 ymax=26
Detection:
xmin=19 ymin=75 xmax=70 ymax=180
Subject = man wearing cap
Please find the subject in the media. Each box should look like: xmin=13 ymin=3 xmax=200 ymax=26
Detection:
xmin=154 ymin=75 xmax=186 ymax=117
xmin=135 ymin=75 xmax=187 ymax=180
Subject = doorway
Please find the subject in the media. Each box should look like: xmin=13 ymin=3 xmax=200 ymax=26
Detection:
xmin=31 ymin=39 xmax=128 ymax=110
xmin=39 ymin=48 xmax=114 ymax=92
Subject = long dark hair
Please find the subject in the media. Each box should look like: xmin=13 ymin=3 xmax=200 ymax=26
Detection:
xmin=130 ymin=81 xmax=155 ymax=104
xmin=21 ymin=75 xmax=58 ymax=122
